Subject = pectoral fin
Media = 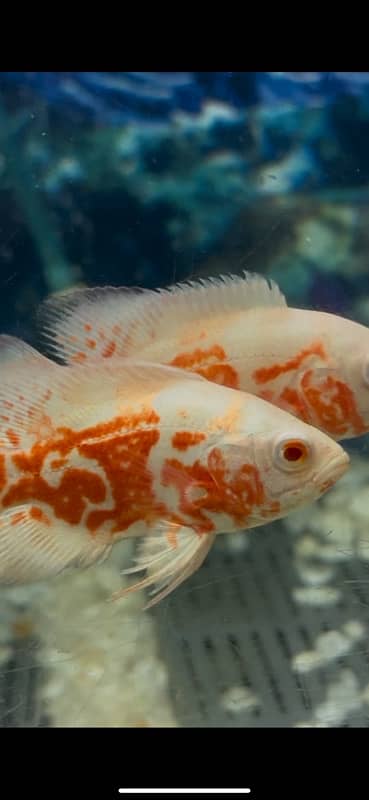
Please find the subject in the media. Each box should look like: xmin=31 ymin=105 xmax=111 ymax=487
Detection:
xmin=112 ymin=523 xmax=216 ymax=609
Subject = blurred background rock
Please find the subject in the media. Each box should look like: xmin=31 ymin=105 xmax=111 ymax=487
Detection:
xmin=2 ymin=72 xmax=369 ymax=340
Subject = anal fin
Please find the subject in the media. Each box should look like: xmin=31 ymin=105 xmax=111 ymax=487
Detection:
xmin=112 ymin=522 xmax=216 ymax=609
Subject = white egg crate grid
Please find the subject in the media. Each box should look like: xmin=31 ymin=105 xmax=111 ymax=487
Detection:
xmin=153 ymin=522 xmax=369 ymax=727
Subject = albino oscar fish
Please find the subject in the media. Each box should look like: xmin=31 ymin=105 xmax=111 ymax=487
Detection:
xmin=0 ymin=335 xmax=348 ymax=606
xmin=39 ymin=271 xmax=369 ymax=440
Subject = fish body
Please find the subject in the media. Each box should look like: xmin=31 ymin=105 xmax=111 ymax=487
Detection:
xmin=0 ymin=335 xmax=348 ymax=604
xmin=39 ymin=272 xmax=369 ymax=440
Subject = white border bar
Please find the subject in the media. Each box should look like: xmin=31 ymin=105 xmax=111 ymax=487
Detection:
xmin=118 ymin=791 xmax=251 ymax=795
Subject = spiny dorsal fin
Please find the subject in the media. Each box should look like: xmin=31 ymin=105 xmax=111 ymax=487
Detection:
xmin=58 ymin=358 xmax=206 ymax=410
xmin=38 ymin=272 xmax=287 ymax=365
xmin=38 ymin=285 xmax=146 ymax=363
xmin=0 ymin=342 xmax=205 ymax=450
xmin=0 ymin=335 xmax=45 ymax=365
xmin=0 ymin=335 xmax=62 ymax=450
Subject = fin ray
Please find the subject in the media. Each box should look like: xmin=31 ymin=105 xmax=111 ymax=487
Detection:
xmin=0 ymin=335 xmax=61 ymax=450
xmin=112 ymin=522 xmax=216 ymax=608
xmin=0 ymin=341 xmax=204 ymax=451
xmin=38 ymin=272 xmax=287 ymax=365
xmin=0 ymin=504 xmax=112 ymax=584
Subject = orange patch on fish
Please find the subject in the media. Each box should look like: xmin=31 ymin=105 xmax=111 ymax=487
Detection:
xmin=4 ymin=465 xmax=106 ymax=527
xmin=170 ymin=344 xmax=239 ymax=388
xmin=162 ymin=448 xmax=276 ymax=533
xmin=71 ymin=352 xmax=87 ymax=364
xmin=259 ymin=389 xmax=274 ymax=402
xmin=0 ymin=455 xmax=7 ymax=493
xmin=30 ymin=506 xmax=51 ymax=526
xmin=50 ymin=457 xmax=68 ymax=470
xmin=279 ymin=387 xmax=310 ymax=423
xmin=172 ymin=431 xmax=206 ymax=451
xmin=102 ymin=340 xmax=116 ymax=359
xmin=81 ymin=428 xmax=161 ymax=533
xmin=261 ymin=370 xmax=364 ymax=437
xmin=253 ymin=341 xmax=327 ymax=385
xmin=301 ymin=370 xmax=366 ymax=437
xmin=6 ymin=429 xmax=20 ymax=448
xmin=2 ymin=408 xmax=162 ymax=534
xmin=10 ymin=510 xmax=27 ymax=526
xmin=161 ymin=459 xmax=215 ymax=533
xmin=86 ymin=338 xmax=97 ymax=349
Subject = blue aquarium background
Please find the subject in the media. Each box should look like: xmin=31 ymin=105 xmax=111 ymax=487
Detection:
xmin=2 ymin=71 xmax=369 ymax=338
xmin=1 ymin=72 xmax=369 ymax=728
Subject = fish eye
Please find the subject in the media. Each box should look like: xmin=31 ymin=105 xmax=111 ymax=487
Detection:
xmin=274 ymin=436 xmax=311 ymax=472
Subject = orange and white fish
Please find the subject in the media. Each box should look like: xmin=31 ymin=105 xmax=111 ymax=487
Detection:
xmin=0 ymin=335 xmax=348 ymax=606
xmin=39 ymin=272 xmax=369 ymax=440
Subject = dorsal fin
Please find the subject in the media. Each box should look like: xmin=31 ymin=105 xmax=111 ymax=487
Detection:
xmin=38 ymin=285 xmax=146 ymax=363
xmin=37 ymin=272 xmax=287 ymax=365
xmin=0 ymin=339 xmax=205 ymax=451
xmin=58 ymin=358 xmax=206 ymax=411
xmin=0 ymin=335 xmax=44 ymax=365
xmin=0 ymin=335 xmax=61 ymax=450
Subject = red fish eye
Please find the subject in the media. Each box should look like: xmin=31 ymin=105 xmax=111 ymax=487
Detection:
xmin=274 ymin=436 xmax=312 ymax=472
xmin=282 ymin=440 xmax=308 ymax=463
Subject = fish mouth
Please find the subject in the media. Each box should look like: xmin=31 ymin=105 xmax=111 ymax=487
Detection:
xmin=313 ymin=450 xmax=350 ymax=493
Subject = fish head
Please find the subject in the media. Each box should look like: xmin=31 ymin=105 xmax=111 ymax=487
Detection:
xmin=204 ymin=417 xmax=349 ymax=529
xmin=255 ymin=422 xmax=349 ymax=516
